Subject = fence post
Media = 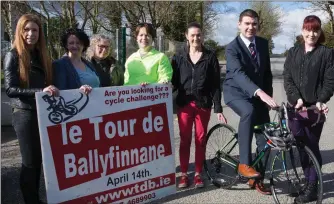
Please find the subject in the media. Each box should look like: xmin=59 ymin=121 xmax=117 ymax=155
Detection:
xmin=116 ymin=27 xmax=127 ymax=70
xmin=158 ymin=36 xmax=165 ymax=52
xmin=121 ymin=27 xmax=126 ymax=68
xmin=116 ymin=28 xmax=121 ymax=63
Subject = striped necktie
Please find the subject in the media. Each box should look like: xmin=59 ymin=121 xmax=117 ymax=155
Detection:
xmin=249 ymin=43 xmax=258 ymax=65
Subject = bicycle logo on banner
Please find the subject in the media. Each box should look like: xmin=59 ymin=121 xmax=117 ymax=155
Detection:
xmin=42 ymin=93 xmax=89 ymax=124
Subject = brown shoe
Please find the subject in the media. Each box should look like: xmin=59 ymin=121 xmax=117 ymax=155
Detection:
xmin=248 ymin=179 xmax=272 ymax=195
xmin=238 ymin=164 xmax=261 ymax=178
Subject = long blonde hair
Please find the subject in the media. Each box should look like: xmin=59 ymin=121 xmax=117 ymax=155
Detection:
xmin=12 ymin=14 xmax=52 ymax=86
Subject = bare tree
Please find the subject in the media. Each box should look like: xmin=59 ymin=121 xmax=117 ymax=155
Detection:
xmin=102 ymin=1 xmax=122 ymax=31
xmin=249 ymin=1 xmax=283 ymax=53
xmin=78 ymin=1 xmax=122 ymax=35
xmin=309 ymin=1 xmax=334 ymax=34
xmin=1 ymin=1 xmax=33 ymax=43
xmin=117 ymin=1 xmax=173 ymax=35
xmin=250 ymin=2 xmax=283 ymax=38
xmin=1 ymin=1 xmax=15 ymax=43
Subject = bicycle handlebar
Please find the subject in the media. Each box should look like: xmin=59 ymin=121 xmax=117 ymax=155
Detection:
xmin=271 ymin=104 xmax=322 ymax=113
xmin=272 ymin=103 xmax=326 ymax=127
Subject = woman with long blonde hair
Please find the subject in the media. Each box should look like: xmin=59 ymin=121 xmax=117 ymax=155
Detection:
xmin=4 ymin=13 xmax=59 ymax=203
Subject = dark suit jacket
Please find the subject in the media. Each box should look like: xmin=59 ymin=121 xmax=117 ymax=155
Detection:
xmin=223 ymin=36 xmax=273 ymax=104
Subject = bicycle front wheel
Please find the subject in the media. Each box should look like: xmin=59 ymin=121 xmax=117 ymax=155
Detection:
xmin=204 ymin=123 xmax=239 ymax=189
xmin=270 ymin=145 xmax=323 ymax=204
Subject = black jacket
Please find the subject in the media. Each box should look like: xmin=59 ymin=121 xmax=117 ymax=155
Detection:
xmin=283 ymin=44 xmax=334 ymax=106
xmin=223 ymin=36 xmax=273 ymax=104
xmin=171 ymin=46 xmax=222 ymax=113
xmin=4 ymin=49 xmax=46 ymax=110
xmin=90 ymin=56 xmax=124 ymax=87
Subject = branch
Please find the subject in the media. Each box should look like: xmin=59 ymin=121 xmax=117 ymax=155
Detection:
xmin=80 ymin=2 xmax=115 ymax=33
xmin=40 ymin=1 xmax=50 ymax=19
xmin=50 ymin=2 xmax=63 ymax=19
xmin=78 ymin=1 xmax=92 ymax=30
xmin=156 ymin=2 xmax=173 ymax=27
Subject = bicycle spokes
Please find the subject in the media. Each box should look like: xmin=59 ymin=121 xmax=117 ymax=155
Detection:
xmin=270 ymin=145 xmax=323 ymax=204
xmin=204 ymin=124 xmax=239 ymax=189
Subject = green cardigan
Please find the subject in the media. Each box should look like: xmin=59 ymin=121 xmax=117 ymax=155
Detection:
xmin=124 ymin=48 xmax=173 ymax=85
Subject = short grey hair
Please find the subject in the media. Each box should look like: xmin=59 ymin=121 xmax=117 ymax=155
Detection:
xmin=86 ymin=34 xmax=112 ymax=60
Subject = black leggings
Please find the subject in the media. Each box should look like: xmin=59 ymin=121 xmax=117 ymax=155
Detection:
xmin=12 ymin=108 xmax=42 ymax=204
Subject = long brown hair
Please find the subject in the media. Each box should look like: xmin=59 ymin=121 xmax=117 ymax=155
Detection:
xmin=12 ymin=14 xmax=52 ymax=86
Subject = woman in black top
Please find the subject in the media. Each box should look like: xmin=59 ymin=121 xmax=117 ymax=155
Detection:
xmin=172 ymin=22 xmax=227 ymax=189
xmin=86 ymin=34 xmax=124 ymax=87
xmin=4 ymin=14 xmax=59 ymax=203
xmin=283 ymin=15 xmax=334 ymax=203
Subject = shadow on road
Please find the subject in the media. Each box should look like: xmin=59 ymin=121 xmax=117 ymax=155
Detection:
xmin=320 ymin=149 xmax=334 ymax=200
xmin=1 ymin=166 xmax=24 ymax=204
xmin=1 ymin=125 xmax=16 ymax=144
xmin=1 ymin=166 xmax=46 ymax=204
xmin=154 ymin=170 xmax=222 ymax=203
xmin=167 ymin=148 xmax=334 ymax=203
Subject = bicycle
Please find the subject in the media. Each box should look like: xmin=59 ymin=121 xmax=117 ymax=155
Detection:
xmin=42 ymin=94 xmax=78 ymax=124
xmin=204 ymin=103 xmax=323 ymax=204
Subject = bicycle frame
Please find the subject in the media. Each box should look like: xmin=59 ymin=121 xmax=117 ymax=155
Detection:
xmin=250 ymin=143 xmax=271 ymax=168
xmin=269 ymin=146 xmax=303 ymax=187
xmin=217 ymin=130 xmax=273 ymax=171
xmin=217 ymin=133 xmax=239 ymax=169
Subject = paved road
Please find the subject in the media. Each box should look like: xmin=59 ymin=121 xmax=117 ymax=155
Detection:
xmin=2 ymin=78 xmax=334 ymax=203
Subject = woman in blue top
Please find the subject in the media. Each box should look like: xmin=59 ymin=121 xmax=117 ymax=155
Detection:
xmin=53 ymin=28 xmax=100 ymax=94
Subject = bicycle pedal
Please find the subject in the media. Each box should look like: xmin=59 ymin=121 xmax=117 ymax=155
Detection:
xmin=212 ymin=178 xmax=224 ymax=188
xmin=237 ymin=175 xmax=249 ymax=183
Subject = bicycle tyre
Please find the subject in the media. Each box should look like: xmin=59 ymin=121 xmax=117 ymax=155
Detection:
xmin=204 ymin=123 xmax=239 ymax=189
xmin=48 ymin=111 xmax=63 ymax=124
xmin=270 ymin=145 xmax=323 ymax=204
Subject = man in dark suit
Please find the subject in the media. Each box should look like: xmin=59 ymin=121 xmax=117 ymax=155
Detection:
xmin=223 ymin=9 xmax=278 ymax=195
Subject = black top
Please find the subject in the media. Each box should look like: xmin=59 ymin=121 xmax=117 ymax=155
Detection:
xmin=90 ymin=56 xmax=124 ymax=87
xmin=4 ymin=48 xmax=46 ymax=109
xmin=283 ymin=44 xmax=334 ymax=106
xmin=171 ymin=46 xmax=222 ymax=113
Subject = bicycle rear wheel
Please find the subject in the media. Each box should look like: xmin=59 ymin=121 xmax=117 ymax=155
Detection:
xmin=204 ymin=123 xmax=239 ymax=189
xmin=270 ymin=145 xmax=323 ymax=204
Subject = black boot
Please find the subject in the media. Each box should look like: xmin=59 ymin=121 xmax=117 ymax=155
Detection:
xmin=290 ymin=181 xmax=308 ymax=197
xmin=20 ymin=165 xmax=41 ymax=204
xmin=294 ymin=182 xmax=318 ymax=203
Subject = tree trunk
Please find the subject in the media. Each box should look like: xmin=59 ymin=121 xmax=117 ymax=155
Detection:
xmin=1 ymin=2 xmax=14 ymax=43
xmin=326 ymin=3 xmax=334 ymax=34
xmin=168 ymin=40 xmax=176 ymax=53
xmin=329 ymin=11 xmax=334 ymax=34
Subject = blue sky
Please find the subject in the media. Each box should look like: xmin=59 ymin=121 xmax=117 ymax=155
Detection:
xmin=211 ymin=2 xmax=331 ymax=54
xmin=224 ymin=2 xmax=309 ymax=11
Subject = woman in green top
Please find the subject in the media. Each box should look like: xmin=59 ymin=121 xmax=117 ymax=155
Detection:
xmin=124 ymin=23 xmax=173 ymax=85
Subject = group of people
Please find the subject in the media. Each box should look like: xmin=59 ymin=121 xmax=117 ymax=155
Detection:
xmin=3 ymin=8 xmax=333 ymax=204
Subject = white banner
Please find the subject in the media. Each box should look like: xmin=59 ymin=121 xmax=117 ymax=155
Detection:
xmin=36 ymin=84 xmax=176 ymax=204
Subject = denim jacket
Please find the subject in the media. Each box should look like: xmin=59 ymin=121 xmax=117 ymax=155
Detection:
xmin=53 ymin=56 xmax=99 ymax=90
